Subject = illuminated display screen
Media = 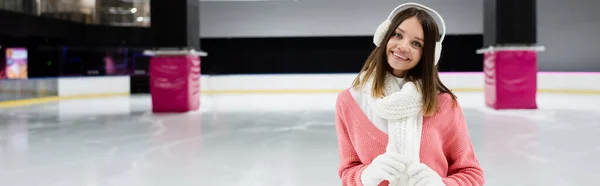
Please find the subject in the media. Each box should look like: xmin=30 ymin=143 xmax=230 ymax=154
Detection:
xmin=5 ymin=48 xmax=28 ymax=79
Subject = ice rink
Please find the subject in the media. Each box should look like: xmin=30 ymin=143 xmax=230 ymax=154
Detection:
xmin=1 ymin=91 xmax=599 ymax=186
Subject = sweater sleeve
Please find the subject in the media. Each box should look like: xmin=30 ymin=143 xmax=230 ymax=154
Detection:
xmin=439 ymin=96 xmax=485 ymax=186
xmin=334 ymin=92 xmax=368 ymax=186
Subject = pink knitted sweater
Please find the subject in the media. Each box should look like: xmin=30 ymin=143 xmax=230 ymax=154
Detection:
xmin=335 ymin=89 xmax=484 ymax=186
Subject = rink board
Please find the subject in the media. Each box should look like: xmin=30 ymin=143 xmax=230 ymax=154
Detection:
xmin=201 ymin=72 xmax=600 ymax=95
xmin=0 ymin=76 xmax=130 ymax=107
xmin=0 ymin=72 xmax=598 ymax=108
xmin=57 ymin=76 xmax=130 ymax=97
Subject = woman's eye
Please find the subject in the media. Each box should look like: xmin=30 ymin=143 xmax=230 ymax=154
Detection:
xmin=412 ymin=41 xmax=422 ymax=47
xmin=392 ymin=33 xmax=401 ymax=38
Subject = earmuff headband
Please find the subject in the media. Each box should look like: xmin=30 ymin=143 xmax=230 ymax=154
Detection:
xmin=387 ymin=3 xmax=446 ymax=42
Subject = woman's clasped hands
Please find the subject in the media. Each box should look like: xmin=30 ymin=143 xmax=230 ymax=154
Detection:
xmin=360 ymin=152 xmax=446 ymax=186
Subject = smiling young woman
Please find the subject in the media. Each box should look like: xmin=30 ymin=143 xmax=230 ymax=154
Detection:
xmin=335 ymin=3 xmax=485 ymax=186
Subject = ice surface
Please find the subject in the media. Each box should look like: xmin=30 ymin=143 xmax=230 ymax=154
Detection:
xmin=0 ymin=92 xmax=599 ymax=186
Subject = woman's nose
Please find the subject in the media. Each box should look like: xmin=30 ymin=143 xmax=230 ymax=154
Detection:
xmin=397 ymin=41 xmax=409 ymax=52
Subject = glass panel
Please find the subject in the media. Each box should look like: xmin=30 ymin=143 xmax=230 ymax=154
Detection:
xmin=0 ymin=0 xmax=25 ymax=13
xmin=0 ymin=0 xmax=150 ymax=27
xmin=0 ymin=79 xmax=59 ymax=102
xmin=55 ymin=47 xmax=148 ymax=77
xmin=94 ymin=0 xmax=151 ymax=27
xmin=39 ymin=0 xmax=94 ymax=24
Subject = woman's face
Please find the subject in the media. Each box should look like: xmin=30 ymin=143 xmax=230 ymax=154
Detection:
xmin=386 ymin=16 xmax=424 ymax=77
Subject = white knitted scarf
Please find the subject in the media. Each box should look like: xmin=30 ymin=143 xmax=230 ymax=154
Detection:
xmin=364 ymin=72 xmax=424 ymax=186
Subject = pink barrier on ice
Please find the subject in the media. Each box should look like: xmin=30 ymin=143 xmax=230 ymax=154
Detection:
xmin=484 ymin=50 xmax=538 ymax=109
xmin=149 ymin=55 xmax=201 ymax=113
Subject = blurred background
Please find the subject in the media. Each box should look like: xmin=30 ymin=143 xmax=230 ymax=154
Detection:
xmin=0 ymin=0 xmax=599 ymax=185
xmin=0 ymin=0 xmax=597 ymax=98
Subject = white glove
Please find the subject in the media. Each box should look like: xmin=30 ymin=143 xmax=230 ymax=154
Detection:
xmin=360 ymin=152 xmax=410 ymax=186
xmin=406 ymin=163 xmax=445 ymax=186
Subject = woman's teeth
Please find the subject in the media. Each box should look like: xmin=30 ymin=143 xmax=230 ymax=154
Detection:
xmin=393 ymin=52 xmax=409 ymax=60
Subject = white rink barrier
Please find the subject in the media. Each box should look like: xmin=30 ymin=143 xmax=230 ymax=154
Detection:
xmin=200 ymin=72 xmax=600 ymax=94
xmin=58 ymin=76 xmax=130 ymax=97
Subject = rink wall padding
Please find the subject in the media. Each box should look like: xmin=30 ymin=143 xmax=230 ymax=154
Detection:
xmin=57 ymin=76 xmax=130 ymax=97
xmin=200 ymin=72 xmax=600 ymax=95
xmin=1 ymin=72 xmax=599 ymax=108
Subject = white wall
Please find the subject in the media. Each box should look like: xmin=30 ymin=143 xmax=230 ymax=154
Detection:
xmin=199 ymin=0 xmax=600 ymax=72
xmin=536 ymin=0 xmax=600 ymax=71
xmin=199 ymin=0 xmax=482 ymax=37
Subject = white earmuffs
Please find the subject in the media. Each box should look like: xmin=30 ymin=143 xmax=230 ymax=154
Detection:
xmin=373 ymin=2 xmax=447 ymax=65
